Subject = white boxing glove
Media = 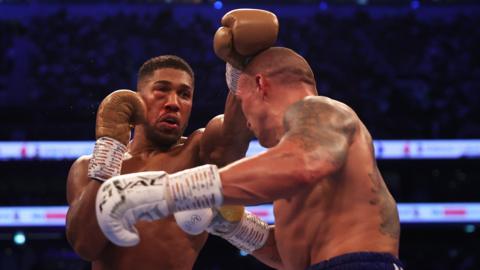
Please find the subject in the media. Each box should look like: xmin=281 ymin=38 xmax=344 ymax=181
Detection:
xmin=95 ymin=165 xmax=223 ymax=247
xmin=95 ymin=171 xmax=170 ymax=246
xmin=174 ymin=208 xmax=214 ymax=235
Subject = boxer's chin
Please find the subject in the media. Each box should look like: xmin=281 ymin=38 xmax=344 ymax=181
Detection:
xmin=258 ymin=135 xmax=279 ymax=148
xmin=145 ymin=125 xmax=182 ymax=148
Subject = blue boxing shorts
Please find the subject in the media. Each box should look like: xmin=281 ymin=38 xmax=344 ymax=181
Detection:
xmin=306 ymin=252 xmax=405 ymax=270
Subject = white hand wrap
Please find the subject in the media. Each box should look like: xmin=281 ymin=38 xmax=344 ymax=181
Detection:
xmin=168 ymin=165 xmax=223 ymax=211
xmin=88 ymin=137 xmax=127 ymax=181
xmin=225 ymin=62 xmax=242 ymax=93
xmin=174 ymin=208 xmax=214 ymax=235
xmin=211 ymin=211 xmax=269 ymax=254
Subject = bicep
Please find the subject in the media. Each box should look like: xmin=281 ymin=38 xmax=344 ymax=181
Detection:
xmin=65 ymin=156 xmax=108 ymax=260
xmin=220 ymin=140 xmax=313 ymax=204
xmin=198 ymin=115 xmax=223 ymax=163
xmin=199 ymin=115 xmax=250 ymax=166
xmin=200 ymin=92 xmax=252 ymax=166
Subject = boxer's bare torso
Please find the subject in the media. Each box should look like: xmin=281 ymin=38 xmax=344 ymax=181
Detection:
xmin=67 ymin=58 xmax=251 ymax=270
xmin=220 ymin=96 xmax=400 ymax=270
xmin=273 ymin=117 xmax=399 ymax=270
xmin=100 ymin=134 xmax=208 ymax=270
xmin=69 ymin=133 xmax=208 ymax=270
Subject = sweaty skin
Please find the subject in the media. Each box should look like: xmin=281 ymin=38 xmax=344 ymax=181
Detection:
xmin=68 ymin=140 xmax=204 ymax=270
xmin=66 ymin=67 xmax=251 ymax=270
xmin=214 ymin=47 xmax=400 ymax=269
xmin=220 ymin=96 xmax=400 ymax=270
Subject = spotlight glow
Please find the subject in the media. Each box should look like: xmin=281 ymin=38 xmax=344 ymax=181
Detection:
xmin=465 ymin=224 xmax=475 ymax=234
xmin=319 ymin=1 xmax=328 ymax=11
xmin=13 ymin=232 xmax=26 ymax=245
xmin=213 ymin=1 xmax=223 ymax=10
xmin=411 ymin=0 xmax=420 ymax=10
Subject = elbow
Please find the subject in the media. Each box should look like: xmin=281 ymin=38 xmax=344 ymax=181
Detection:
xmin=204 ymin=147 xmax=247 ymax=167
xmin=200 ymin=148 xmax=226 ymax=167
xmin=207 ymin=149 xmax=228 ymax=167
xmin=294 ymin=166 xmax=317 ymax=187
xmin=69 ymin=236 xmax=103 ymax=261
xmin=66 ymin=225 xmax=104 ymax=261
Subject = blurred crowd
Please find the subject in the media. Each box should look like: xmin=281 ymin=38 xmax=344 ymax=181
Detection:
xmin=0 ymin=8 xmax=479 ymax=140
xmin=0 ymin=6 xmax=479 ymax=270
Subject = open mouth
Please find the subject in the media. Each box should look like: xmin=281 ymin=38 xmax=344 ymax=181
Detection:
xmin=158 ymin=115 xmax=180 ymax=129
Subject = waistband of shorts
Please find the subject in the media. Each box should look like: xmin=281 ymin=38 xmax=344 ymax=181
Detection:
xmin=307 ymin=252 xmax=404 ymax=269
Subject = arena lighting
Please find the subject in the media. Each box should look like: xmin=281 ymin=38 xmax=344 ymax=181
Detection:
xmin=213 ymin=1 xmax=223 ymax=10
xmin=247 ymin=139 xmax=480 ymax=159
xmin=356 ymin=0 xmax=368 ymax=5
xmin=411 ymin=0 xmax=420 ymax=10
xmin=13 ymin=231 xmax=26 ymax=245
xmin=1 ymin=140 xmax=479 ymax=160
xmin=464 ymin=224 xmax=475 ymax=234
xmin=239 ymin=250 xmax=248 ymax=256
xmin=1 ymin=203 xmax=480 ymax=227
xmin=319 ymin=1 xmax=328 ymax=11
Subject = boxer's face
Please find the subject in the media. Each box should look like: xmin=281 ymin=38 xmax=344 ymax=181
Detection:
xmin=138 ymin=68 xmax=193 ymax=147
xmin=237 ymin=75 xmax=280 ymax=148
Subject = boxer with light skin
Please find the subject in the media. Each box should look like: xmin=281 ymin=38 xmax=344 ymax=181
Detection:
xmin=221 ymin=47 xmax=402 ymax=270
xmin=94 ymin=10 xmax=403 ymax=270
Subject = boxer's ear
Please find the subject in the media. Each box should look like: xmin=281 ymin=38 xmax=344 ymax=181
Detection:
xmin=255 ymin=74 xmax=270 ymax=100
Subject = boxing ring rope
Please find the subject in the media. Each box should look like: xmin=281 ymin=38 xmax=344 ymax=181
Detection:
xmin=1 ymin=203 xmax=480 ymax=227
xmin=1 ymin=139 xmax=479 ymax=227
xmin=0 ymin=139 xmax=479 ymax=160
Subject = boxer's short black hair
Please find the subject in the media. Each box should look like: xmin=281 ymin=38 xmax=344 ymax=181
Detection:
xmin=138 ymin=55 xmax=194 ymax=83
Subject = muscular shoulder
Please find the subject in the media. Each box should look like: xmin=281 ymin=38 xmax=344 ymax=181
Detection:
xmin=66 ymin=155 xmax=92 ymax=204
xmin=285 ymin=96 xmax=356 ymax=138
xmin=69 ymin=155 xmax=91 ymax=174
xmin=284 ymin=96 xmax=356 ymax=125
xmin=283 ymin=96 xmax=357 ymax=164
xmin=67 ymin=155 xmax=92 ymax=183
xmin=176 ymin=129 xmax=205 ymax=157
xmin=185 ymin=129 xmax=205 ymax=147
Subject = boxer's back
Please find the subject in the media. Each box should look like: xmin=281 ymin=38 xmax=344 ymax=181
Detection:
xmin=92 ymin=134 xmax=208 ymax=270
xmin=274 ymin=102 xmax=400 ymax=270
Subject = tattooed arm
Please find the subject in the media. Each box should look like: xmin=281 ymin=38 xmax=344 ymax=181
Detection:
xmin=219 ymin=96 xmax=357 ymax=205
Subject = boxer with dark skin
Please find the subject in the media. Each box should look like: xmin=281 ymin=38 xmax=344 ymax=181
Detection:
xmin=65 ymin=56 xmax=251 ymax=270
xmin=93 ymin=9 xmax=402 ymax=270
xmin=67 ymin=9 xmax=279 ymax=269
xmin=95 ymin=47 xmax=403 ymax=270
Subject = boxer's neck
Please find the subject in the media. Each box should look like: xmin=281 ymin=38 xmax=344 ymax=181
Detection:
xmin=272 ymin=87 xmax=316 ymax=135
xmin=266 ymin=89 xmax=316 ymax=147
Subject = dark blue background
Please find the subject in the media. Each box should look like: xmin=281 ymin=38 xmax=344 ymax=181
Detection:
xmin=0 ymin=1 xmax=479 ymax=269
